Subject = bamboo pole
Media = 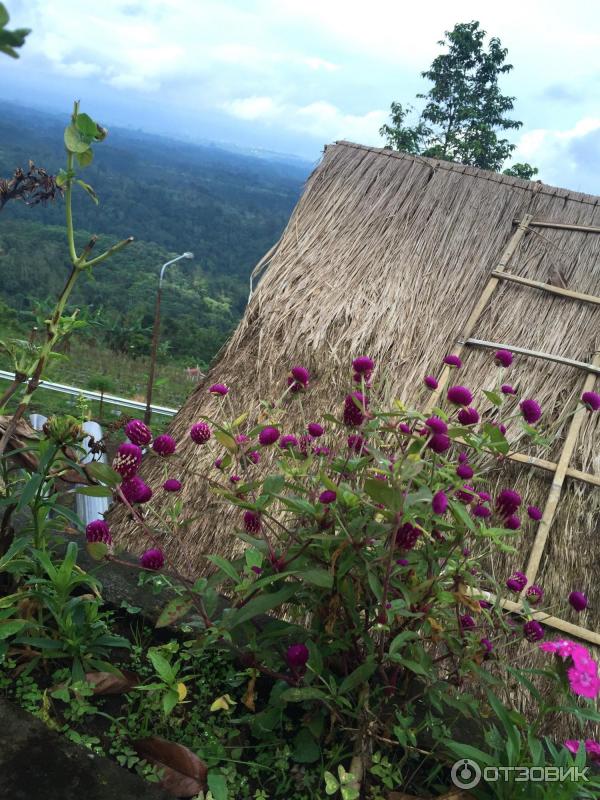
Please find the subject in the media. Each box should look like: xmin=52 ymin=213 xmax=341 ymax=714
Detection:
xmin=504 ymin=451 xmax=600 ymax=489
xmin=425 ymin=215 xmax=533 ymax=412
xmin=492 ymin=270 xmax=600 ymax=306
xmin=523 ymin=352 xmax=600 ymax=590
xmin=513 ymin=218 xmax=600 ymax=235
xmin=461 ymin=338 xmax=600 ymax=375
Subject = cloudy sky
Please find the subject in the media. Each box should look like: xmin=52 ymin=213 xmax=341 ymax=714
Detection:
xmin=3 ymin=0 xmax=600 ymax=192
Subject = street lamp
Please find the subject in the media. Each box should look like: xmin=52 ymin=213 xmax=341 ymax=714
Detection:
xmin=144 ymin=252 xmax=193 ymax=424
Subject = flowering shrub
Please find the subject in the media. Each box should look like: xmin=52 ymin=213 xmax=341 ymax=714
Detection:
xmin=86 ymin=351 xmax=600 ymax=796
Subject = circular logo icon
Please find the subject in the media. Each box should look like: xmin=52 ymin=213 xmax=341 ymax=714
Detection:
xmin=451 ymin=758 xmax=482 ymax=789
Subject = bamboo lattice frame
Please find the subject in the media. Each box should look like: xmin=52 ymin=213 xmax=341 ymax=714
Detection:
xmin=440 ymin=215 xmax=600 ymax=644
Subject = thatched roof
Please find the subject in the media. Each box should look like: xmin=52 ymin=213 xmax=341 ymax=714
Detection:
xmin=111 ymin=142 xmax=600 ymax=658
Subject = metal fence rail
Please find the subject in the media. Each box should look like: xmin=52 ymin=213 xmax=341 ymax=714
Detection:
xmin=0 ymin=370 xmax=177 ymax=416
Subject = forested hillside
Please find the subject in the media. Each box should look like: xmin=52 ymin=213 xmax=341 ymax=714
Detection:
xmin=0 ymin=103 xmax=308 ymax=366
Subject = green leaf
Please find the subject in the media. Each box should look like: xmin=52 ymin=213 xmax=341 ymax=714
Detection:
xmin=76 ymin=485 xmax=114 ymax=498
xmin=324 ymin=771 xmax=339 ymax=795
xmin=298 ymin=568 xmax=333 ymax=589
xmin=0 ymin=619 xmax=28 ymax=639
xmin=76 ymin=149 xmax=94 ymax=168
xmin=15 ymin=473 xmax=43 ymax=512
xmin=280 ymin=687 xmax=329 ymax=703
xmin=388 ymin=631 xmax=419 ymax=656
xmin=86 ymin=541 xmax=108 ymax=561
xmin=483 ymin=390 xmax=503 ymax=407
xmin=444 ymin=739 xmax=496 ymax=767
xmin=86 ymin=462 xmax=121 ymax=487
xmin=75 ymin=112 xmax=99 ymax=138
xmin=75 ymin=178 xmax=98 ymax=204
xmin=0 ymin=537 xmax=28 ymax=572
xmin=0 ymin=5 xmax=9 ymax=26
xmin=450 ymin=499 xmax=476 ymax=531
xmin=339 ymin=661 xmax=377 ymax=695
xmin=207 ymin=772 xmax=228 ymax=800
xmin=206 ymin=555 xmax=240 ymax=584
xmin=162 ymin=689 xmax=179 ymax=716
xmin=364 ymin=478 xmax=401 ymax=511
xmin=215 ymin=429 xmax=237 ymax=451
xmin=483 ymin=422 xmax=509 ymax=454
xmin=225 ymin=584 xmax=298 ymax=629
xmin=155 ymin=597 xmax=193 ymax=628
xmin=292 ymin=727 xmax=320 ymax=763
xmin=64 ymin=123 xmax=92 ymax=154
xmin=262 ymin=475 xmax=285 ymax=494
xmin=148 ymin=649 xmax=175 ymax=683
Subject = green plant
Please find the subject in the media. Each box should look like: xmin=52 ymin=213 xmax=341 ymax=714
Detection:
xmin=0 ymin=3 xmax=29 ymax=59
xmin=133 ymin=644 xmax=190 ymax=718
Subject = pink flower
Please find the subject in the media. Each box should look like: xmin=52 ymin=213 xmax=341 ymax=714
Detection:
xmin=523 ymin=620 xmax=544 ymax=642
xmin=163 ymin=478 xmax=182 ymax=492
xmin=447 ymin=385 xmax=473 ymax=406
xmin=395 ymin=522 xmax=421 ymax=550
xmin=352 ymin=356 xmax=374 ymax=374
xmin=425 ymin=416 xmax=447 ymax=434
xmin=190 ymin=422 xmax=212 ymax=445
xmin=243 ymin=510 xmax=261 ymax=533
xmin=564 ymin=740 xmax=580 ymax=756
xmin=428 ymin=433 xmax=451 ymax=453
xmin=457 ymin=406 xmax=479 ymax=426
xmin=152 ymin=434 xmax=176 ymax=456
xmin=506 ymin=571 xmax=527 ymax=592
xmin=398 ymin=423 xmax=411 ymax=434
xmin=520 ymin=398 xmax=542 ymax=424
xmin=307 ymin=422 xmax=324 ymax=437
xmin=259 ymin=426 xmax=280 ymax=446
xmin=343 ymin=392 xmax=368 ymax=427
xmin=424 ymin=375 xmax=438 ymax=390
xmin=124 ymin=419 xmax=152 ymax=447
xmin=569 ymin=591 xmax=588 ymax=612
xmin=209 ymin=383 xmax=229 ymax=396
xmin=288 ymin=365 xmax=310 ymax=391
xmin=472 ymin=503 xmax=491 ymax=518
xmin=443 ymin=354 xmax=462 ymax=368
xmin=526 ymin=585 xmax=543 ymax=605
xmin=585 ymin=740 xmax=600 ymax=763
xmin=505 ymin=514 xmax=521 ymax=530
xmin=456 ymin=463 xmax=474 ymax=480
xmin=85 ymin=519 xmax=112 ymax=544
xmin=527 ymin=505 xmax=542 ymax=520
xmin=494 ymin=349 xmax=513 ymax=367
xmin=347 ymin=434 xmax=366 ymax=454
xmin=279 ymin=434 xmax=298 ymax=449
xmin=286 ymin=643 xmax=309 ymax=671
xmin=567 ymin=666 xmax=600 ymax=699
xmin=496 ymin=488 xmax=521 ymax=518
xmin=319 ymin=489 xmax=337 ymax=504
xmin=247 ymin=450 xmax=260 ymax=464
xmin=581 ymin=391 xmax=600 ymax=411
xmin=112 ymin=443 xmax=142 ymax=479
xmin=140 ymin=548 xmax=164 ymax=571
xmin=432 ymin=490 xmax=448 ymax=515
xmin=120 ymin=476 xmax=152 ymax=504
xmin=501 ymin=384 xmax=516 ymax=395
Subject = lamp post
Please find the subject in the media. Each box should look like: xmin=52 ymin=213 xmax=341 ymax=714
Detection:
xmin=144 ymin=252 xmax=193 ymax=424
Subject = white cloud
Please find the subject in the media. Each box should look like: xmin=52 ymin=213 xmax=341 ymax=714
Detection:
xmin=224 ymin=96 xmax=280 ymax=121
xmin=303 ymin=56 xmax=339 ymax=71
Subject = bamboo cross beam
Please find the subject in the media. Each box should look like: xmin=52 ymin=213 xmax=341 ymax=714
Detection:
xmin=492 ymin=271 xmax=600 ymax=307
xmin=425 ymin=214 xmax=534 ymax=413
xmin=513 ymin=218 xmax=600 ymax=235
xmin=522 ymin=351 xmax=600 ymax=591
xmin=460 ymin=338 xmax=600 ymax=375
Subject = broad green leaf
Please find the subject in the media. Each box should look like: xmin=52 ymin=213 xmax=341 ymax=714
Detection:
xmin=16 ymin=473 xmax=43 ymax=512
xmin=292 ymin=727 xmax=320 ymax=763
xmin=206 ymin=555 xmax=240 ymax=584
xmin=76 ymin=149 xmax=93 ymax=168
xmin=86 ymin=462 xmax=121 ymax=487
xmin=324 ymin=771 xmax=339 ymax=795
xmin=388 ymin=630 xmax=419 ymax=656
xmin=155 ymin=597 xmax=193 ymax=628
xmin=444 ymin=739 xmax=496 ymax=767
xmin=76 ymin=485 xmax=114 ymax=498
xmin=483 ymin=389 xmax=503 ymax=407
xmin=86 ymin=541 xmax=108 ymax=561
xmin=225 ymin=584 xmax=297 ymax=629
xmin=64 ymin=123 xmax=92 ymax=153
xmin=147 ymin=649 xmax=175 ymax=683
xmin=207 ymin=772 xmax=228 ymax=800
xmin=280 ymin=687 xmax=329 ymax=703
xmin=298 ymin=568 xmax=333 ymax=589
xmin=262 ymin=474 xmax=285 ymax=494
xmin=0 ymin=619 xmax=28 ymax=639
xmin=338 ymin=661 xmax=377 ymax=695
xmin=0 ymin=537 xmax=28 ymax=571
xmin=215 ymin=430 xmax=237 ymax=451
xmin=364 ymin=478 xmax=401 ymax=511
xmin=75 ymin=112 xmax=99 ymax=138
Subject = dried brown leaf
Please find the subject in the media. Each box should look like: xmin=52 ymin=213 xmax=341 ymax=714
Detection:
xmin=133 ymin=736 xmax=207 ymax=798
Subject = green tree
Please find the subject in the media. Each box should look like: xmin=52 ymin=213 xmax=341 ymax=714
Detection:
xmin=380 ymin=21 xmax=537 ymax=177
xmin=0 ymin=3 xmax=30 ymax=58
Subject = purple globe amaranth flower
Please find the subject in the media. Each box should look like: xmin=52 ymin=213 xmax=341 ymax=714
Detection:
xmin=425 ymin=416 xmax=447 ymax=434
xmin=479 ymin=600 xmax=492 ymax=610
xmin=343 ymin=392 xmax=368 ymax=426
xmin=190 ymin=422 xmax=212 ymax=445
xmin=458 ymin=451 xmax=469 ymax=464
xmin=163 ymin=478 xmax=182 ymax=492
xmin=347 ymin=433 xmax=366 ymax=454
xmin=432 ymin=490 xmax=448 ymax=515
xmin=307 ymin=422 xmax=324 ymax=437
xmin=569 ymin=591 xmax=588 ymax=612
xmin=457 ymin=463 xmax=474 ymax=480
xmin=480 ymin=637 xmax=493 ymax=654
xmin=153 ymin=434 xmax=176 ymax=456
xmin=319 ymin=489 xmax=337 ymax=504
xmin=243 ymin=510 xmax=261 ymax=533
xmin=279 ymin=434 xmax=298 ymax=450
xmin=494 ymin=349 xmax=513 ymax=368
xmin=235 ymin=433 xmax=250 ymax=444
xmin=527 ymin=505 xmax=542 ymax=521
xmin=120 ymin=475 xmax=151 ymax=505
xmin=395 ymin=522 xmax=421 ymax=550
xmin=478 ymin=491 xmax=491 ymax=502
xmin=428 ymin=433 xmax=451 ymax=454
xmin=209 ymin=383 xmax=229 ymax=396
xmin=85 ymin=519 xmax=112 ymax=545
xmin=424 ymin=375 xmax=438 ymax=390
xmin=124 ymin=419 xmax=152 ymax=447
xmin=496 ymin=488 xmax=522 ymax=518
xmin=352 ymin=356 xmax=375 ymax=374
xmin=259 ymin=426 xmax=280 ymax=446
xmin=112 ymin=442 xmax=142 ymax=479
xmin=501 ymin=383 xmax=517 ymax=395
xmin=140 ymin=548 xmax=164 ymax=571
xmin=396 ymin=558 xmax=409 ymax=566
xmin=230 ymin=474 xmax=241 ymax=484
xmin=505 ymin=514 xmax=521 ymax=530
xmin=447 ymin=385 xmax=473 ymax=406
xmin=526 ymin=585 xmax=544 ymax=605
xmin=520 ymin=398 xmax=542 ymax=424
xmin=456 ymin=484 xmax=475 ymax=504
xmin=251 ymin=566 xmax=262 ymax=575
xmin=506 ymin=571 xmax=528 ymax=592
xmin=472 ymin=503 xmax=491 ymax=518
xmin=581 ymin=391 xmax=600 ymax=411
xmin=214 ymin=457 xmax=224 ymax=470
xmin=286 ymin=643 xmax=309 ymax=671
xmin=291 ymin=365 xmax=310 ymax=385
xmin=457 ymin=406 xmax=479 ymax=426
xmin=443 ymin=354 xmax=462 ymax=368
xmin=460 ymin=614 xmax=476 ymax=631
xmin=247 ymin=450 xmax=260 ymax=464
xmin=312 ymin=445 xmax=331 ymax=457
xmin=492 ymin=421 xmax=507 ymax=435
xmin=398 ymin=422 xmax=412 ymax=434
xmin=524 ymin=620 xmax=544 ymax=642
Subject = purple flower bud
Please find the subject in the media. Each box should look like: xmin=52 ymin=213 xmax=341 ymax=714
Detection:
xmin=455 ymin=485 xmax=475 ymax=504
xmin=524 ymin=620 xmax=544 ymax=642
xmin=472 ymin=503 xmax=491 ymax=518
xmin=312 ymin=445 xmax=331 ymax=457
xmin=447 ymin=385 xmax=473 ymax=406
xmin=190 ymin=422 xmax=211 ymax=445
xmin=457 ymin=406 xmax=479 ymax=426
xmin=444 ymin=354 xmax=462 ymax=368
xmin=396 ymin=558 xmax=409 ymax=566
xmin=140 ymin=548 xmax=164 ymax=571
xmin=307 ymin=422 xmax=324 ymax=437
xmin=352 ymin=356 xmax=375 ymax=374
xmin=243 ymin=510 xmax=261 ymax=533
xmin=214 ymin=457 xmax=224 ymax=469
xmin=520 ymin=399 xmax=542 ymax=424
xmin=120 ymin=475 xmax=151 ymax=504
xmin=505 ymin=514 xmax=521 ymax=530
xmin=569 ymin=591 xmax=588 ymax=612
xmin=479 ymin=600 xmax=492 ymax=610
xmin=458 ymin=451 xmax=469 ymax=464
xmin=398 ymin=423 xmax=411 ymax=434
xmin=229 ymin=474 xmax=241 ymax=484
xmin=235 ymin=434 xmax=250 ymax=444
xmin=395 ymin=522 xmax=421 ymax=550
xmin=347 ymin=433 xmax=366 ymax=454
xmin=343 ymin=392 xmax=368 ymax=427
xmin=209 ymin=383 xmax=229 ymax=396
xmin=424 ymin=375 xmax=438 ymax=390
xmin=526 ymin=585 xmax=544 ymax=605
xmin=496 ymin=489 xmax=522 ymax=518
xmin=426 ymin=416 xmax=447 ymax=434
xmin=480 ymin=637 xmax=493 ymax=654
xmin=259 ymin=426 xmax=280 ymax=446
xmin=163 ymin=478 xmax=182 ymax=492
xmin=251 ymin=565 xmax=262 ymax=575
xmin=581 ymin=391 xmax=600 ymax=411
xmin=478 ymin=491 xmax=491 ymax=502
xmin=527 ymin=505 xmax=542 ymax=521
xmin=457 ymin=463 xmax=474 ymax=480
xmin=501 ymin=384 xmax=516 ymax=395
xmin=428 ymin=433 xmax=451 ymax=453
xmin=112 ymin=442 xmax=142 ymax=479
xmin=279 ymin=434 xmax=298 ymax=449
xmin=285 ymin=643 xmax=309 ymax=671
xmin=153 ymin=434 xmax=177 ymax=456
xmin=494 ymin=349 xmax=513 ymax=368
xmin=319 ymin=489 xmax=337 ymax=504
xmin=291 ymin=365 xmax=310 ymax=385
xmin=432 ymin=490 xmax=448 ymax=515
xmin=506 ymin=571 xmax=527 ymax=592
xmin=460 ymin=614 xmax=476 ymax=630
xmin=247 ymin=450 xmax=261 ymax=464
xmin=85 ymin=519 xmax=112 ymax=544
xmin=124 ymin=419 xmax=152 ymax=447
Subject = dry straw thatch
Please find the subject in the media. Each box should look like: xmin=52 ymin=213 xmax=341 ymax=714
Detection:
xmin=111 ymin=142 xmax=600 ymax=703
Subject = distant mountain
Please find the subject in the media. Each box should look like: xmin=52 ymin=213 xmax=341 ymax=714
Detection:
xmin=0 ymin=103 xmax=310 ymax=364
